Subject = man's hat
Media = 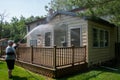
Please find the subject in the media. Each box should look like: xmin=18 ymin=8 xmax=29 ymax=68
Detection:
xmin=8 ymin=40 xmax=14 ymax=44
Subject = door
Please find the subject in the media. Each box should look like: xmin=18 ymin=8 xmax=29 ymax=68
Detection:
xmin=70 ymin=28 xmax=80 ymax=47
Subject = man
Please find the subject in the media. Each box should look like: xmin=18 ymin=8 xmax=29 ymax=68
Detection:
xmin=5 ymin=40 xmax=16 ymax=79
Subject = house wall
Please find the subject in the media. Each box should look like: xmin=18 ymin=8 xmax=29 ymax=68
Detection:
xmin=26 ymin=15 xmax=89 ymax=62
xmin=26 ymin=14 xmax=88 ymax=48
xmin=88 ymin=21 xmax=117 ymax=66
xmin=49 ymin=15 xmax=88 ymax=47
xmin=54 ymin=24 xmax=68 ymax=47
xmin=26 ymin=20 xmax=46 ymax=47
xmin=26 ymin=21 xmax=40 ymax=46
xmin=49 ymin=14 xmax=89 ymax=63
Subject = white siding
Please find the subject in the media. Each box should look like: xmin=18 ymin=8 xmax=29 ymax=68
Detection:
xmin=49 ymin=14 xmax=88 ymax=47
xmin=88 ymin=21 xmax=117 ymax=66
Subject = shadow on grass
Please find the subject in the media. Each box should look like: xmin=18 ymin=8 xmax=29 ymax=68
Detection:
xmin=56 ymin=73 xmax=97 ymax=80
xmin=12 ymin=76 xmax=27 ymax=80
xmin=55 ymin=66 xmax=120 ymax=80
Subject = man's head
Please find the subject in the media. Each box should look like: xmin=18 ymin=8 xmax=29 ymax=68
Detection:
xmin=8 ymin=40 xmax=14 ymax=46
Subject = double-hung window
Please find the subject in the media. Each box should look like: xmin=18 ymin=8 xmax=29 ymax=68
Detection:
xmin=104 ymin=31 xmax=109 ymax=47
xmin=30 ymin=40 xmax=37 ymax=47
xmin=45 ymin=32 xmax=51 ymax=46
xmin=93 ymin=28 xmax=109 ymax=48
xmin=93 ymin=28 xmax=99 ymax=47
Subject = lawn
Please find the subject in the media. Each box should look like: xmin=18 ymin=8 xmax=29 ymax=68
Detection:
xmin=58 ymin=66 xmax=120 ymax=80
xmin=0 ymin=61 xmax=50 ymax=80
xmin=0 ymin=61 xmax=120 ymax=80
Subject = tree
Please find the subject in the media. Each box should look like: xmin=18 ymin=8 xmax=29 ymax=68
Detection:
xmin=68 ymin=0 xmax=120 ymax=25
xmin=5 ymin=15 xmax=44 ymax=43
xmin=2 ymin=21 xmax=11 ymax=38
xmin=9 ymin=16 xmax=27 ymax=42
xmin=48 ymin=0 xmax=120 ymax=26
xmin=0 ymin=11 xmax=7 ymax=39
xmin=46 ymin=0 xmax=74 ymax=11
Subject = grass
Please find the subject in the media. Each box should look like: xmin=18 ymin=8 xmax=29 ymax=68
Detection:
xmin=0 ymin=61 xmax=120 ymax=80
xmin=0 ymin=61 xmax=49 ymax=80
xmin=58 ymin=66 xmax=120 ymax=80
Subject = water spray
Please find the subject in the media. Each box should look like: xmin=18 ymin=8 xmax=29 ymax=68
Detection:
xmin=17 ymin=24 xmax=53 ymax=44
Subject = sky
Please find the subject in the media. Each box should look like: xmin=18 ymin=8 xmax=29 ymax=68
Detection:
xmin=0 ymin=0 xmax=51 ymax=22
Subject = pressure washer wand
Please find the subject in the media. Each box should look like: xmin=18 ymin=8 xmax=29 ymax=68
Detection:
xmin=18 ymin=39 xmax=24 ymax=43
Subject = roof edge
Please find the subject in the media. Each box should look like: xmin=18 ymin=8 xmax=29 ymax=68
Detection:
xmin=84 ymin=16 xmax=115 ymax=27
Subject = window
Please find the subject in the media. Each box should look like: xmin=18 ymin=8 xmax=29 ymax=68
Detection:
xmin=93 ymin=28 xmax=99 ymax=47
xmin=36 ymin=23 xmax=40 ymax=26
xmin=71 ymin=28 xmax=80 ymax=47
xmin=100 ymin=30 xmax=104 ymax=47
xmin=30 ymin=40 xmax=37 ymax=47
xmin=27 ymin=26 xmax=30 ymax=32
xmin=93 ymin=28 xmax=109 ymax=48
xmin=105 ymin=31 xmax=109 ymax=47
xmin=45 ymin=32 xmax=51 ymax=46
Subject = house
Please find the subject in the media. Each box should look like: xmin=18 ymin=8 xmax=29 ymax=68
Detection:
xmin=0 ymin=38 xmax=8 ymax=47
xmin=0 ymin=38 xmax=8 ymax=56
xmin=26 ymin=10 xmax=117 ymax=66
xmin=25 ymin=18 xmax=47 ymax=46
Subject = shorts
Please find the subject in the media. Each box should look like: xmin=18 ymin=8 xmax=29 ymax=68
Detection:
xmin=6 ymin=60 xmax=15 ymax=70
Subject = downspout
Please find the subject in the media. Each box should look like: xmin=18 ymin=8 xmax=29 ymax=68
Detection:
xmin=117 ymin=26 xmax=119 ymax=43
xmin=115 ymin=26 xmax=119 ymax=62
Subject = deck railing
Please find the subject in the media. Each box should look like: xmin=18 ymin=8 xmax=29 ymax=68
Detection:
xmin=17 ymin=46 xmax=86 ymax=69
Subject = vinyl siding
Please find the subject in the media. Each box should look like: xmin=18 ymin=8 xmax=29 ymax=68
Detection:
xmin=49 ymin=15 xmax=89 ymax=62
xmin=49 ymin=14 xmax=88 ymax=47
xmin=88 ymin=21 xmax=117 ymax=66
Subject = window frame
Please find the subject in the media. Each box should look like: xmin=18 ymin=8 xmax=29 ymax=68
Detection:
xmin=30 ymin=40 xmax=37 ymax=47
xmin=92 ymin=28 xmax=109 ymax=48
xmin=69 ymin=26 xmax=82 ymax=47
xmin=45 ymin=32 xmax=51 ymax=47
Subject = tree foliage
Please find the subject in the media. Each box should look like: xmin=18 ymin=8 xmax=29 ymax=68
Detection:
xmin=46 ymin=0 xmax=74 ymax=11
xmin=1 ymin=0 xmax=120 ymax=43
xmin=49 ymin=0 xmax=120 ymax=26
xmin=0 ymin=11 xmax=7 ymax=39
xmin=1 ymin=15 xmax=43 ymax=43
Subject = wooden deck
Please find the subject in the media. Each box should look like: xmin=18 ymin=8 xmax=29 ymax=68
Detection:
xmin=17 ymin=46 xmax=86 ymax=69
xmin=15 ymin=59 xmax=87 ymax=78
xmin=1 ymin=46 xmax=88 ymax=78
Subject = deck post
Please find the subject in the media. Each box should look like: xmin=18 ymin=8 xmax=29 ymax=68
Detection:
xmin=53 ymin=45 xmax=57 ymax=70
xmin=16 ymin=48 xmax=19 ymax=60
xmin=31 ymin=46 xmax=33 ymax=64
xmin=72 ymin=45 xmax=74 ymax=66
